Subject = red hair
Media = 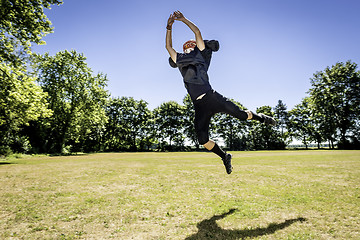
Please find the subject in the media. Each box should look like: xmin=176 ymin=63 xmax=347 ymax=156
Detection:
xmin=183 ymin=40 xmax=196 ymax=52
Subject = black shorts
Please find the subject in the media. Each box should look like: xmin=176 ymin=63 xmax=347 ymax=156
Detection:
xmin=194 ymin=90 xmax=248 ymax=145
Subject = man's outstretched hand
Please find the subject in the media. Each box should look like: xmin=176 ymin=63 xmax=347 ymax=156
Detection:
xmin=174 ymin=10 xmax=185 ymax=22
xmin=167 ymin=13 xmax=175 ymax=30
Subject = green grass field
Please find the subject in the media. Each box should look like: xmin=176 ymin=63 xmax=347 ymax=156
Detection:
xmin=1 ymin=150 xmax=359 ymax=239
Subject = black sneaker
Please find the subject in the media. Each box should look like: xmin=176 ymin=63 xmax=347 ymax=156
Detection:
xmin=222 ymin=153 xmax=233 ymax=174
xmin=259 ymin=113 xmax=277 ymax=126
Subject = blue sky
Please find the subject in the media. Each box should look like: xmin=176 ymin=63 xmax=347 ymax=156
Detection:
xmin=34 ymin=0 xmax=360 ymax=111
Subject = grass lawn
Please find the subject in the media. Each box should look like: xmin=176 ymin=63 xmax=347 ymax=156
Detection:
xmin=0 ymin=150 xmax=359 ymax=239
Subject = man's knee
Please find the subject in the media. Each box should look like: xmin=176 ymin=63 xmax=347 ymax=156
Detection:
xmin=203 ymin=140 xmax=215 ymax=150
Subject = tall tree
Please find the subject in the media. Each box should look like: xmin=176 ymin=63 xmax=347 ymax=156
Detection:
xmin=308 ymin=61 xmax=360 ymax=148
xmin=103 ymin=98 xmax=125 ymax=151
xmin=0 ymin=0 xmax=62 ymax=65
xmin=0 ymin=62 xmax=52 ymax=154
xmin=30 ymin=50 xmax=108 ymax=153
xmin=103 ymin=97 xmax=153 ymax=152
xmin=288 ymin=98 xmax=316 ymax=149
xmin=273 ymin=100 xmax=289 ymax=137
xmin=0 ymin=0 xmax=61 ymax=155
xmin=153 ymin=101 xmax=185 ymax=150
xmin=182 ymin=95 xmax=199 ymax=149
xmin=213 ymin=99 xmax=249 ymax=150
xmin=248 ymin=106 xmax=285 ymax=150
xmin=135 ymin=99 xmax=154 ymax=151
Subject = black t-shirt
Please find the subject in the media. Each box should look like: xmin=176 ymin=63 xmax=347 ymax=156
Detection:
xmin=176 ymin=46 xmax=213 ymax=101
xmin=168 ymin=40 xmax=219 ymax=101
xmin=198 ymin=47 xmax=212 ymax=66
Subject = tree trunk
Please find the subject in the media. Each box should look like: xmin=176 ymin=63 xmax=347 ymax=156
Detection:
xmin=303 ymin=136 xmax=308 ymax=150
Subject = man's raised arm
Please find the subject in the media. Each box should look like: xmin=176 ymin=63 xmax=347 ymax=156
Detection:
xmin=166 ymin=13 xmax=177 ymax=63
xmin=174 ymin=11 xmax=205 ymax=51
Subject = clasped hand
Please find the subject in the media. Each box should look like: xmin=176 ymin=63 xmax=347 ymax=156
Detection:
xmin=167 ymin=10 xmax=186 ymax=28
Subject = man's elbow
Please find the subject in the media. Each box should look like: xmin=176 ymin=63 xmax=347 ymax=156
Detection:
xmin=193 ymin=28 xmax=201 ymax=36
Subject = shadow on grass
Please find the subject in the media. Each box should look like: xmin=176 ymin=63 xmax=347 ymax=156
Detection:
xmin=0 ymin=162 xmax=13 ymax=165
xmin=185 ymin=209 xmax=306 ymax=240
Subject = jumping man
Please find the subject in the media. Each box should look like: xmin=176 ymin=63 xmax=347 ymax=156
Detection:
xmin=165 ymin=11 xmax=276 ymax=174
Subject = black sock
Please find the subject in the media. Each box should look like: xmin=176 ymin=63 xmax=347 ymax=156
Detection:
xmin=250 ymin=111 xmax=264 ymax=123
xmin=211 ymin=143 xmax=226 ymax=159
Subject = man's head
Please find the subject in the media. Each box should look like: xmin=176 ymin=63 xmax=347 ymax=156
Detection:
xmin=183 ymin=40 xmax=196 ymax=53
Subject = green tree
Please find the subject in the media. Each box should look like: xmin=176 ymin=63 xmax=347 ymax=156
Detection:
xmin=0 ymin=62 xmax=52 ymax=154
xmin=29 ymin=50 xmax=108 ymax=153
xmin=135 ymin=99 xmax=154 ymax=151
xmin=288 ymin=98 xmax=316 ymax=149
xmin=213 ymin=99 xmax=249 ymax=150
xmin=103 ymin=97 xmax=153 ymax=152
xmin=153 ymin=101 xmax=185 ymax=151
xmin=248 ymin=106 xmax=285 ymax=150
xmin=0 ymin=0 xmax=61 ymax=155
xmin=0 ymin=0 xmax=62 ymax=65
xmin=182 ymin=95 xmax=199 ymax=149
xmin=308 ymin=61 xmax=360 ymax=148
xmin=103 ymin=98 xmax=125 ymax=151
xmin=274 ymin=100 xmax=290 ymax=143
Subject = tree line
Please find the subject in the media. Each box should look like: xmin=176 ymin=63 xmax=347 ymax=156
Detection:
xmin=1 ymin=1 xmax=360 ymax=155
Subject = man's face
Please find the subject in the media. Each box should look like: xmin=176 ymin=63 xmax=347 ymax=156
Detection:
xmin=184 ymin=47 xmax=195 ymax=54
xmin=183 ymin=40 xmax=196 ymax=53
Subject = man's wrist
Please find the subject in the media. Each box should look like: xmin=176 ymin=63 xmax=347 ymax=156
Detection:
xmin=166 ymin=25 xmax=172 ymax=30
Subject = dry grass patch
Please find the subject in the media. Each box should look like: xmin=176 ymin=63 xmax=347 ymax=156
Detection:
xmin=0 ymin=150 xmax=359 ymax=239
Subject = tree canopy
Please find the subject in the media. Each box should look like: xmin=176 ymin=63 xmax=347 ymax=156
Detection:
xmin=1 ymin=2 xmax=360 ymax=155
xmin=0 ymin=0 xmax=62 ymax=65
xmin=308 ymin=61 xmax=360 ymax=148
xmin=29 ymin=50 xmax=109 ymax=153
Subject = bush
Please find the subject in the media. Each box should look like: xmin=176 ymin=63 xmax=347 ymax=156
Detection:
xmin=0 ymin=145 xmax=13 ymax=157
